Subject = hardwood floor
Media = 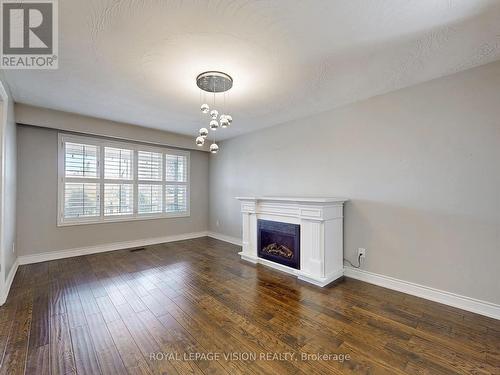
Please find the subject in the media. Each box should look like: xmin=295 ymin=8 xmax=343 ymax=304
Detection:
xmin=0 ymin=237 xmax=498 ymax=374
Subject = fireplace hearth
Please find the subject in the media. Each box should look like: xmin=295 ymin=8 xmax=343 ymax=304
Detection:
xmin=258 ymin=220 xmax=300 ymax=269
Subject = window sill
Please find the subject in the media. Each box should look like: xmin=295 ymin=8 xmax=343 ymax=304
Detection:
xmin=57 ymin=211 xmax=190 ymax=227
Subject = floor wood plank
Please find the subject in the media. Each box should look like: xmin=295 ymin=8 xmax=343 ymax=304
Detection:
xmin=0 ymin=237 xmax=497 ymax=374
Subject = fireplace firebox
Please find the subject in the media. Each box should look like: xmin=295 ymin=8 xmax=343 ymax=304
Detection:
xmin=257 ymin=220 xmax=300 ymax=269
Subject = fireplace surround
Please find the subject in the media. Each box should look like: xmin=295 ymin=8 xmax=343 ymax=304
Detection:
xmin=236 ymin=197 xmax=348 ymax=287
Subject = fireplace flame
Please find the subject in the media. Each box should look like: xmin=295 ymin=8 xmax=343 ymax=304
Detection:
xmin=262 ymin=243 xmax=294 ymax=259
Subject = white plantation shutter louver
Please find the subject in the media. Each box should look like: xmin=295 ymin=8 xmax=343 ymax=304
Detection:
xmin=104 ymin=147 xmax=133 ymax=180
xmin=166 ymin=154 xmax=187 ymax=182
xmin=62 ymin=141 xmax=101 ymax=221
xmin=137 ymin=151 xmax=163 ymax=214
xmin=138 ymin=184 xmax=163 ymax=214
xmin=65 ymin=142 xmax=98 ymax=178
xmin=104 ymin=147 xmax=134 ymax=217
xmin=138 ymin=151 xmax=162 ymax=181
xmin=64 ymin=183 xmax=100 ymax=218
xmin=166 ymin=185 xmax=187 ymax=213
xmin=165 ymin=154 xmax=188 ymax=213
xmin=58 ymin=134 xmax=189 ymax=225
xmin=104 ymin=184 xmax=134 ymax=215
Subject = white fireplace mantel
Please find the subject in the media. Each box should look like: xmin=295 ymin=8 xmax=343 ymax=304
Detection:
xmin=235 ymin=196 xmax=348 ymax=287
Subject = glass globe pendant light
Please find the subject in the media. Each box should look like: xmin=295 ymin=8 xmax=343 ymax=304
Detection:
xmin=210 ymin=143 xmax=219 ymax=154
xmin=200 ymin=103 xmax=209 ymax=114
xmin=210 ymin=120 xmax=219 ymax=130
xmin=220 ymin=116 xmax=229 ymax=128
xmin=195 ymin=136 xmax=205 ymax=146
xmin=195 ymin=71 xmax=233 ymax=153
xmin=199 ymin=128 xmax=209 ymax=138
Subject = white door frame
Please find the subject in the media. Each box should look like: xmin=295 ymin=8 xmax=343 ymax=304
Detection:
xmin=0 ymin=80 xmax=9 ymax=301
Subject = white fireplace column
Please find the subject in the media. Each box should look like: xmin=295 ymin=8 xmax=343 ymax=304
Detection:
xmin=235 ymin=197 xmax=348 ymax=287
xmin=240 ymin=199 xmax=258 ymax=262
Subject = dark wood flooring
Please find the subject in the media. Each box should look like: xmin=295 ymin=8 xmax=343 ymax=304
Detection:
xmin=0 ymin=237 xmax=498 ymax=374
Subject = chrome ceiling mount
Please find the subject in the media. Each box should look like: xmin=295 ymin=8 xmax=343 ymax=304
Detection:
xmin=196 ymin=71 xmax=233 ymax=93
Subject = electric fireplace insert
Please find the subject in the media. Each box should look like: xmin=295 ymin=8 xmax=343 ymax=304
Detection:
xmin=257 ymin=219 xmax=300 ymax=269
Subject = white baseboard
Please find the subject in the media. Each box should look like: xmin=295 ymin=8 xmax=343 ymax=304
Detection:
xmin=344 ymin=267 xmax=500 ymax=320
xmin=18 ymin=231 xmax=209 ymax=265
xmin=1 ymin=258 xmax=19 ymax=305
xmin=206 ymin=231 xmax=242 ymax=246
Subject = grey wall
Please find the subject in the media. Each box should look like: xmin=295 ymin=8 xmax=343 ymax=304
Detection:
xmin=16 ymin=104 xmax=210 ymax=152
xmin=209 ymin=60 xmax=500 ymax=305
xmin=17 ymin=126 xmax=209 ymax=256
xmin=0 ymin=77 xmax=17 ymax=282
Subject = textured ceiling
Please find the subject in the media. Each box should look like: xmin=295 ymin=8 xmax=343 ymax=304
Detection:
xmin=4 ymin=0 xmax=500 ymax=140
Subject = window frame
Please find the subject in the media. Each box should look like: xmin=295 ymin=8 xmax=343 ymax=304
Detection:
xmin=58 ymin=133 xmax=190 ymax=226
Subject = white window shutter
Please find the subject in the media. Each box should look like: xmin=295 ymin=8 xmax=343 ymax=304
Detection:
xmin=65 ymin=142 xmax=99 ymax=178
xmin=165 ymin=185 xmax=187 ymax=213
xmin=59 ymin=134 xmax=189 ymax=224
xmin=138 ymin=151 xmax=162 ymax=181
xmin=104 ymin=147 xmax=133 ymax=180
xmin=64 ymin=183 xmax=100 ymax=218
xmin=138 ymin=184 xmax=163 ymax=214
xmin=166 ymin=154 xmax=187 ymax=182
xmin=104 ymin=184 xmax=134 ymax=216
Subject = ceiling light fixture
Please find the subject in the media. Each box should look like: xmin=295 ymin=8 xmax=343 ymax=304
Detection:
xmin=195 ymin=71 xmax=233 ymax=153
